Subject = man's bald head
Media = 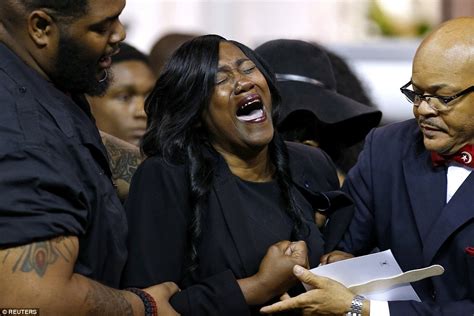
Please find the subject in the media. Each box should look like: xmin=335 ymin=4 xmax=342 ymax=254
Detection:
xmin=412 ymin=17 xmax=474 ymax=155
xmin=414 ymin=17 xmax=474 ymax=78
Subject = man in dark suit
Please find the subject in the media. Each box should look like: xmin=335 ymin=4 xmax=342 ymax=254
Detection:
xmin=260 ymin=17 xmax=474 ymax=316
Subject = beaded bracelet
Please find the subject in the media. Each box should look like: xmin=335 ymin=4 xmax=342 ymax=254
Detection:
xmin=125 ymin=287 xmax=158 ymax=316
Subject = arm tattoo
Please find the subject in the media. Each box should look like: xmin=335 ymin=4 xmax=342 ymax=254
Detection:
xmin=4 ymin=237 xmax=76 ymax=277
xmin=102 ymin=137 xmax=142 ymax=185
xmin=84 ymin=281 xmax=133 ymax=316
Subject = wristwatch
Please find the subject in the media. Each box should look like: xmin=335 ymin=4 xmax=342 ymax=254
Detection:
xmin=346 ymin=294 xmax=366 ymax=316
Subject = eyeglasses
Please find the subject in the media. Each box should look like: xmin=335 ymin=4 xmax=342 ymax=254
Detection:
xmin=400 ymin=80 xmax=474 ymax=112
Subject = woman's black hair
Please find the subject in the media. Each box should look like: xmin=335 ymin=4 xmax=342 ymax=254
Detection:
xmin=142 ymin=34 xmax=307 ymax=273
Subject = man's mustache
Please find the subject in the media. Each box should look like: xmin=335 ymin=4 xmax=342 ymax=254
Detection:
xmin=418 ymin=118 xmax=446 ymax=132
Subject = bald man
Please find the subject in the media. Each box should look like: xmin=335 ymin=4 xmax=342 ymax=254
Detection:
xmin=260 ymin=17 xmax=474 ymax=316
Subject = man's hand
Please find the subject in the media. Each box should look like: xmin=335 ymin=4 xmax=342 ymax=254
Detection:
xmin=320 ymin=250 xmax=354 ymax=265
xmin=260 ymin=265 xmax=363 ymax=316
xmin=144 ymin=282 xmax=180 ymax=316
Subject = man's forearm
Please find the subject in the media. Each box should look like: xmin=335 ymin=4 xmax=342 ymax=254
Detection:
xmin=0 ymin=237 xmax=144 ymax=315
xmin=70 ymin=273 xmax=144 ymax=315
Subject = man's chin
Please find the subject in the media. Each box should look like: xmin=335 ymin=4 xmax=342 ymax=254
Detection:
xmin=53 ymin=72 xmax=110 ymax=96
xmin=423 ymin=138 xmax=455 ymax=155
xmin=86 ymin=69 xmax=113 ymax=96
xmin=84 ymin=73 xmax=111 ymax=97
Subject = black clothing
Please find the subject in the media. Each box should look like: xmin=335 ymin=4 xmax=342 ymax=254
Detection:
xmin=122 ymin=142 xmax=349 ymax=315
xmin=235 ymin=178 xmax=293 ymax=259
xmin=0 ymin=43 xmax=127 ymax=288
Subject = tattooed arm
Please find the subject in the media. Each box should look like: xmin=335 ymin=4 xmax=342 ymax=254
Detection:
xmin=0 ymin=236 xmax=179 ymax=315
xmin=100 ymin=132 xmax=143 ymax=201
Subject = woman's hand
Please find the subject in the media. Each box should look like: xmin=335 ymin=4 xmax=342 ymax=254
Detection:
xmin=256 ymin=240 xmax=309 ymax=293
xmin=260 ymin=265 xmax=367 ymax=316
xmin=238 ymin=240 xmax=309 ymax=305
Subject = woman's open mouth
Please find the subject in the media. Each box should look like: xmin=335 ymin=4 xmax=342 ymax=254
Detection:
xmin=236 ymin=94 xmax=266 ymax=123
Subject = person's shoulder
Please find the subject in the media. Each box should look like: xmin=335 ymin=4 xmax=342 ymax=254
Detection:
xmin=286 ymin=141 xmax=330 ymax=162
xmin=370 ymin=119 xmax=419 ymax=147
xmin=0 ymin=64 xmax=17 ymax=102
xmin=136 ymin=155 xmax=187 ymax=178
xmin=140 ymin=155 xmax=185 ymax=169
xmin=286 ymin=141 xmax=336 ymax=174
xmin=129 ymin=155 xmax=189 ymax=198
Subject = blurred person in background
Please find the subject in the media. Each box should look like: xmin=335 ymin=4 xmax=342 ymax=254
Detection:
xmin=324 ymin=48 xmax=376 ymax=108
xmin=255 ymin=39 xmax=382 ymax=184
xmin=148 ymin=32 xmax=198 ymax=77
xmin=122 ymin=34 xmax=353 ymax=315
xmin=324 ymin=46 xmax=379 ymax=180
xmin=88 ymin=42 xmax=155 ymax=147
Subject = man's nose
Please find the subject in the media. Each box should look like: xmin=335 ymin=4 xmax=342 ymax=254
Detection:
xmin=416 ymin=98 xmax=438 ymax=116
xmin=110 ymin=20 xmax=126 ymax=45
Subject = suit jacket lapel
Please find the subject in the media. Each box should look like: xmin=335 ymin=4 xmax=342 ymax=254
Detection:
xmin=424 ymin=170 xmax=474 ymax=264
xmin=402 ymin=138 xmax=447 ymax=255
xmin=212 ymin=157 xmax=256 ymax=277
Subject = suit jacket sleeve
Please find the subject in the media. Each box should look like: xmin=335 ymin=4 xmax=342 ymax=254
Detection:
xmin=121 ymin=156 xmax=249 ymax=316
xmin=339 ymin=129 xmax=377 ymax=255
xmin=339 ymin=127 xmax=474 ymax=315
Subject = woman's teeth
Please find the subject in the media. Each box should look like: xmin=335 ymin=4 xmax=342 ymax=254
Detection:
xmin=237 ymin=108 xmax=265 ymax=122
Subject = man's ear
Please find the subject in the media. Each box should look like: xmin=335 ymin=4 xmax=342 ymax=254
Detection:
xmin=27 ymin=10 xmax=56 ymax=47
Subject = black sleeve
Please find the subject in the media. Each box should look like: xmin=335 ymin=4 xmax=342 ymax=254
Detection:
xmin=0 ymin=145 xmax=88 ymax=248
xmin=121 ymin=157 xmax=249 ymax=315
xmin=339 ymin=129 xmax=378 ymax=255
xmin=293 ymin=143 xmax=355 ymax=253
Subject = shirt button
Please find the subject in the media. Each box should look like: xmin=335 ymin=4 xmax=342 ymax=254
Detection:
xmin=431 ymin=290 xmax=436 ymax=300
xmin=18 ymin=86 xmax=27 ymax=94
xmin=304 ymin=180 xmax=310 ymax=188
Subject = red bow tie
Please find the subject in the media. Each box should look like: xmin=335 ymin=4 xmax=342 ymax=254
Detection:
xmin=431 ymin=144 xmax=474 ymax=168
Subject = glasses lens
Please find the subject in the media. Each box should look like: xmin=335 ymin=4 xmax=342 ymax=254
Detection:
xmin=402 ymin=89 xmax=416 ymax=103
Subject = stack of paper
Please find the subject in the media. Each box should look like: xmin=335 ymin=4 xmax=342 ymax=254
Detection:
xmin=304 ymin=249 xmax=444 ymax=301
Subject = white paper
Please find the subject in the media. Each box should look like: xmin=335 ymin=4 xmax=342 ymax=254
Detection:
xmin=304 ymin=249 xmax=421 ymax=301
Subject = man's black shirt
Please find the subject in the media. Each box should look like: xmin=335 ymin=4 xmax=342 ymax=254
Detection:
xmin=0 ymin=42 xmax=127 ymax=288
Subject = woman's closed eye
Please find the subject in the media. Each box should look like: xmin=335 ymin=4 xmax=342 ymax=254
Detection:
xmin=240 ymin=61 xmax=256 ymax=74
xmin=215 ymin=72 xmax=228 ymax=85
xmin=242 ymin=65 xmax=256 ymax=74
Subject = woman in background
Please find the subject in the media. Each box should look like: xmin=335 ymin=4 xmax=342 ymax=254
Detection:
xmin=255 ymin=39 xmax=382 ymax=184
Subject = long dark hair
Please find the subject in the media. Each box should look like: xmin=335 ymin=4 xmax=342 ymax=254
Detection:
xmin=142 ymin=34 xmax=307 ymax=273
